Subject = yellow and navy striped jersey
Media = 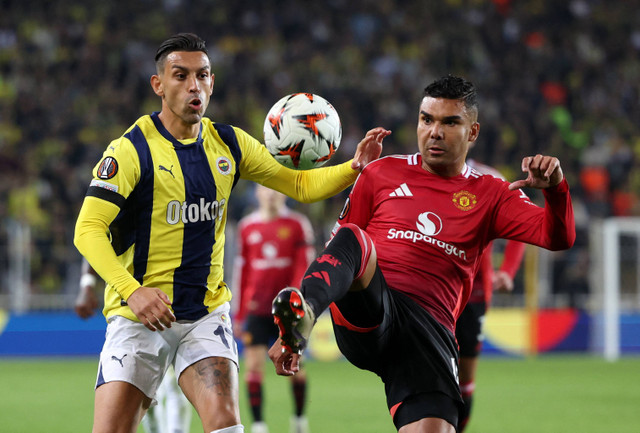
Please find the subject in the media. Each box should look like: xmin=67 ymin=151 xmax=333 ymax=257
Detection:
xmin=74 ymin=112 xmax=358 ymax=322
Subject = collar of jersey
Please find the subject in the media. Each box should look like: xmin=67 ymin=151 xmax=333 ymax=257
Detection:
xmin=150 ymin=111 xmax=203 ymax=149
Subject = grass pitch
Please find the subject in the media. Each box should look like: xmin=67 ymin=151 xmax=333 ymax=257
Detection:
xmin=0 ymin=355 xmax=638 ymax=432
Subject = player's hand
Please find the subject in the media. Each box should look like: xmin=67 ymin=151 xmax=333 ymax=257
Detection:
xmin=493 ymin=270 xmax=515 ymax=292
xmin=126 ymin=286 xmax=176 ymax=331
xmin=268 ymin=338 xmax=301 ymax=376
xmin=351 ymin=127 xmax=391 ymax=171
xmin=508 ymin=154 xmax=563 ymax=191
xmin=74 ymin=285 xmax=98 ymax=319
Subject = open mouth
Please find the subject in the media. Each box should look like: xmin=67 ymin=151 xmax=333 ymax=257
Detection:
xmin=188 ymin=98 xmax=202 ymax=110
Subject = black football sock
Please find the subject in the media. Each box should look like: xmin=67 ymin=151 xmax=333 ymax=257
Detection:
xmin=300 ymin=226 xmax=363 ymax=316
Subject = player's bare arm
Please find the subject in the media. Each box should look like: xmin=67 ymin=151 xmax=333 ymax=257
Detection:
xmin=351 ymin=127 xmax=391 ymax=171
xmin=508 ymin=154 xmax=564 ymax=191
xmin=268 ymin=338 xmax=301 ymax=376
xmin=126 ymin=286 xmax=176 ymax=331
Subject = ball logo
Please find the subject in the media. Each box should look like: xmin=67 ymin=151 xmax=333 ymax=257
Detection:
xmin=416 ymin=212 xmax=442 ymax=236
xmin=97 ymin=157 xmax=118 ymax=179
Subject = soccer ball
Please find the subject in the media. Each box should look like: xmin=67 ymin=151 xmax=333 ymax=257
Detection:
xmin=263 ymin=93 xmax=342 ymax=170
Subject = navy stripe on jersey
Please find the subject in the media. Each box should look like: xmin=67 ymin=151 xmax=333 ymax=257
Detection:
xmin=151 ymin=112 xmax=203 ymax=148
xmin=86 ymin=185 xmax=126 ymax=208
xmin=214 ymin=123 xmax=242 ymax=189
xmin=172 ymin=139 xmax=217 ymax=320
xmin=108 ymin=126 xmax=154 ymax=282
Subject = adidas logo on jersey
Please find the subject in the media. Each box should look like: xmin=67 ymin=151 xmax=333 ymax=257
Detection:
xmin=389 ymin=183 xmax=413 ymax=197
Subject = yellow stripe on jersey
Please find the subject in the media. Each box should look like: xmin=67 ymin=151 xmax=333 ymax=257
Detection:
xmin=74 ymin=113 xmax=358 ymax=323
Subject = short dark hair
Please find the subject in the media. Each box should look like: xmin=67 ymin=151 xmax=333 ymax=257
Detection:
xmin=155 ymin=33 xmax=208 ymax=71
xmin=424 ymin=75 xmax=478 ymax=114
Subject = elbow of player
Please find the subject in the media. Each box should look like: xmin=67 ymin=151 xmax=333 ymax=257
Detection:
xmin=549 ymin=229 xmax=576 ymax=251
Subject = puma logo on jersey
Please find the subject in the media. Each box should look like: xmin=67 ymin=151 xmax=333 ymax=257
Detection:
xmin=166 ymin=198 xmax=226 ymax=225
xmin=111 ymin=354 xmax=127 ymax=367
xmin=159 ymin=164 xmax=175 ymax=178
xmin=389 ymin=183 xmax=413 ymax=197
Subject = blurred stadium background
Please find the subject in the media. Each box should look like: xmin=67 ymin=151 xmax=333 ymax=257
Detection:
xmin=0 ymin=0 xmax=639 ymax=431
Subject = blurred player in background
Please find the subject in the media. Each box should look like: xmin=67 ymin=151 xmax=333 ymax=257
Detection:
xmin=75 ymin=260 xmax=192 ymax=433
xmin=268 ymin=75 xmax=575 ymax=433
xmin=234 ymin=184 xmax=314 ymax=433
xmin=74 ymin=32 xmax=388 ymax=433
xmin=455 ymin=158 xmax=526 ymax=431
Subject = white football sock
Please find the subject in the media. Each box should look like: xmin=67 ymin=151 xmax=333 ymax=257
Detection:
xmin=210 ymin=425 xmax=244 ymax=433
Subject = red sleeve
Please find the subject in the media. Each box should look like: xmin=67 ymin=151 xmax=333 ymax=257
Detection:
xmin=334 ymin=167 xmax=375 ymax=233
xmin=492 ymin=178 xmax=575 ymax=250
xmin=233 ymin=223 xmax=249 ymax=323
xmin=290 ymin=217 xmax=315 ymax=288
xmin=479 ymin=249 xmax=494 ymax=302
xmin=499 ymin=240 xmax=526 ymax=278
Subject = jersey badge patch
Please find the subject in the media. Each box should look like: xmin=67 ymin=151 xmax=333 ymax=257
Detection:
xmin=216 ymin=156 xmax=232 ymax=175
xmin=452 ymin=190 xmax=477 ymax=211
xmin=277 ymin=226 xmax=292 ymax=240
xmin=97 ymin=157 xmax=118 ymax=179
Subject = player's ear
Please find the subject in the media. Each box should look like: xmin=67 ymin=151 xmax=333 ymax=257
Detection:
xmin=151 ymin=74 xmax=164 ymax=97
xmin=468 ymin=122 xmax=480 ymax=143
xmin=210 ymin=73 xmax=215 ymax=92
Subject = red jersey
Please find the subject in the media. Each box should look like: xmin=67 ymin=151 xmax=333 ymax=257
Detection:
xmin=466 ymin=159 xmax=526 ymax=304
xmin=234 ymin=208 xmax=314 ymax=321
xmin=333 ymin=154 xmax=575 ymax=332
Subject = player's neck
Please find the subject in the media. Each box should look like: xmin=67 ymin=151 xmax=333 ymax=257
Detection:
xmin=260 ymin=207 xmax=279 ymax=221
xmin=157 ymin=111 xmax=200 ymax=140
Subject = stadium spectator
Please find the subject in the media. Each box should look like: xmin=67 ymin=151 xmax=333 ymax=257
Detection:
xmin=73 ymin=32 xmax=386 ymax=433
xmin=1 ymin=0 xmax=637 ymax=327
xmin=234 ymin=184 xmax=314 ymax=433
xmin=455 ymin=158 xmax=526 ymax=431
xmin=74 ymin=259 xmax=192 ymax=433
xmin=268 ymin=75 xmax=576 ymax=432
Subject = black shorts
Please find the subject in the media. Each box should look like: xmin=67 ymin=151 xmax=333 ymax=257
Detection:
xmin=242 ymin=314 xmax=278 ymax=347
xmin=330 ymin=267 xmax=462 ymax=431
xmin=455 ymin=301 xmax=487 ymax=358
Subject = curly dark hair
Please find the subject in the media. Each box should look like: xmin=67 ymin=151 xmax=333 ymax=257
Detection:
xmin=423 ymin=75 xmax=478 ymax=114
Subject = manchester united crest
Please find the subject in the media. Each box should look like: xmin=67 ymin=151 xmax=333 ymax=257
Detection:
xmin=452 ymin=190 xmax=477 ymax=211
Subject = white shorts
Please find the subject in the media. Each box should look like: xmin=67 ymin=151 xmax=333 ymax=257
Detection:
xmin=96 ymin=302 xmax=238 ymax=399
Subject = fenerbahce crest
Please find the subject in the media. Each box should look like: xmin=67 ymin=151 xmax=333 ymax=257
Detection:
xmin=452 ymin=190 xmax=477 ymax=211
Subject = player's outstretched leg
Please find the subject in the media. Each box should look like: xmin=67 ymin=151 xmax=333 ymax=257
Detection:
xmin=273 ymin=223 xmax=374 ymax=355
xmin=272 ymin=287 xmax=316 ymax=354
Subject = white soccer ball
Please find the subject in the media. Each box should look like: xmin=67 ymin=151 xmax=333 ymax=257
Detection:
xmin=263 ymin=93 xmax=342 ymax=170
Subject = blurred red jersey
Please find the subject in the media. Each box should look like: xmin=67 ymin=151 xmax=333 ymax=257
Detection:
xmin=466 ymin=159 xmax=526 ymax=304
xmin=333 ymin=154 xmax=575 ymax=332
xmin=234 ymin=208 xmax=314 ymax=321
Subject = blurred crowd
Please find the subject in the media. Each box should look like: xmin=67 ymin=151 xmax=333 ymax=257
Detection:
xmin=0 ymin=0 xmax=638 ymax=304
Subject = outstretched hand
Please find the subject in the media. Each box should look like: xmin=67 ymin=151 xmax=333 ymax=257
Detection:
xmin=351 ymin=127 xmax=391 ymax=171
xmin=509 ymin=154 xmax=564 ymax=191
xmin=268 ymin=338 xmax=301 ymax=376
xmin=126 ymin=286 xmax=176 ymax=331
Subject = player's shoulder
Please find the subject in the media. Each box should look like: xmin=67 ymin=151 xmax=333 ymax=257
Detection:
xmin=362 ymin=153 xmax=420 ymax=174
xmin=466 ymin=159 xmax=506 ymax=180
xmin=279 ymin=207 xmax=312 ymax=226
xmin=238 ymin=210 xmax=262 ymax=228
